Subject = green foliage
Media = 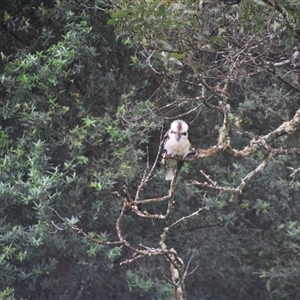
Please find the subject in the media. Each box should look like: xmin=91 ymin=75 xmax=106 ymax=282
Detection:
xmin=109 ymin=0 xmax=300 ymax=299
xmin=0 ymin=287 xmax=15 ymax=300
xmin=126 ymin=269 xmax=173 ymax=299
xmin=1 ymin=0 xmax=300 ymax=299
xmin=0 ymin=0 xmax=161 ymax=298
xmin=126 ymin=270 xmax=152 ymax=292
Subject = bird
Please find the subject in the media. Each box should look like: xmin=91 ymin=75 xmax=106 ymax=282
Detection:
xmin=163 ymin=119 xmax=191 ymax=181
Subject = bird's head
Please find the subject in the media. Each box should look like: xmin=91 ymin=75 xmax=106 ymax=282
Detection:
xmin=169 ymin=120 xmax=189 ymax=141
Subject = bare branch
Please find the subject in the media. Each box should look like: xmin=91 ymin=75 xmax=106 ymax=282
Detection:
xmin=288 ymin=166 xmax=300 ymax=177
xmin=189 ymin=146 xmax=300 ymax=195
xmin=204 ymin=108 xmax=300 ymax=159
xmin=189 ymin=153 xmax=273 ymax=194
xmin=52 ymin=209 xmax=122 ymax=246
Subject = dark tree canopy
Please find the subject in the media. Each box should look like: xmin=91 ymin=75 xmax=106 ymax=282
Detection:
xmin=1 ymin=0 xmax=300 ymax=299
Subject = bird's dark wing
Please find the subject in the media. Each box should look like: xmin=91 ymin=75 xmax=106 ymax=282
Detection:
xmin=162 ymin=129 xmax=170 ymax=152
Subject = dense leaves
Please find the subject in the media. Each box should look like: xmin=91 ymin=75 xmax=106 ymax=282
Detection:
xmin=1 ymin=0 xmax=300 ymax=299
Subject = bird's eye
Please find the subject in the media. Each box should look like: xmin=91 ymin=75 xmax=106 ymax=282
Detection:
xmin=182 ymin=132 xmax=187 ymax=136
xmin=170 ymin=130 xmax=175 ymax=134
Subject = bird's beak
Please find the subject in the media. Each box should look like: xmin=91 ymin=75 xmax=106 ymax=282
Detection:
xmin=175 ymin=134 xmax=181 ymax=141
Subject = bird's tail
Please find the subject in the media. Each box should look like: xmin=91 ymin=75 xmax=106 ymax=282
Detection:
xmin=164 ymin=159 xmax=178 ymax=181
xmin=162 ymin=155 xmax=185 ymax=181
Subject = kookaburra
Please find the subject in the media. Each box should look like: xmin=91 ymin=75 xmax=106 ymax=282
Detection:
xmin=163 ymin=119 xmax=191 ymax=181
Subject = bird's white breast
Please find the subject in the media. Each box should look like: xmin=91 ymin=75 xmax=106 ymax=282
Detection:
xmin=164 ymin=137 xmax=190 ymax=157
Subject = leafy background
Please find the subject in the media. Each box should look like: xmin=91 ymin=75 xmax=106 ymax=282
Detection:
xmin=1 ymin=0 xmax=300 ymax=299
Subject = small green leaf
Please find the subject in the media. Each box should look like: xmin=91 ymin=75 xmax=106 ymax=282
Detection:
xmin=111 ymin=9 xmax=132 ymax=19
xmin=157 ymin=40 xmax=173 ymax=51
xmin=107 ymin=19 xmax=118 ymax=26
xmin=90 ymin=181 xmax=102 ymax=191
